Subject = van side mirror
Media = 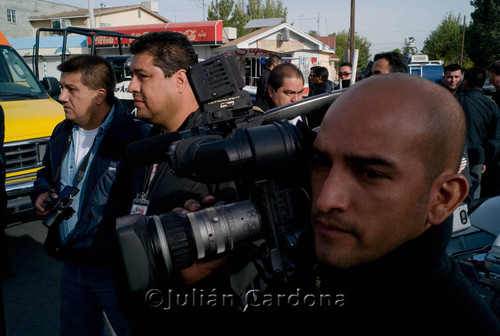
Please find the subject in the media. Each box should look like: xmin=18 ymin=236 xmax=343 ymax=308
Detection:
xmin=41 ymin=77 xmax=61 ymax=98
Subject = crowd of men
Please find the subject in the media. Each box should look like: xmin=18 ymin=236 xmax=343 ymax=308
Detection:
xmin=0 ymin=30 xmax=499 ymax=334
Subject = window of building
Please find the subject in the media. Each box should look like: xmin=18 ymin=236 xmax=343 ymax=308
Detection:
xmin=138 ymin=10 xmax=141 ymax=18
xmin=51 ymin=19 xmax=71 ymax=29
xmin=7 ymin=9 xmax=16 ymax=24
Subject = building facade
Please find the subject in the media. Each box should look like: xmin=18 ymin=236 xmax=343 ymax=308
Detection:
xmin=30 ymin=3 xmax=168 ymax=35
xmin=215 ymin=23 xmax=337 ymax=90
xmin=5 ymin=3 xmax=337 ymax=94
xmin=0 ymin=0 xmax=80 ymax=38
xmin=0 ymin=0 xmax=166 ymax=39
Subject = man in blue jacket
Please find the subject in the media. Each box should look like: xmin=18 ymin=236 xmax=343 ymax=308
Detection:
xmin=30 ymin=55 xmax=149 ymax=336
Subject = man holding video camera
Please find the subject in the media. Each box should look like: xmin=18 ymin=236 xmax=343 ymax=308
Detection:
xmin=126 ymin=31 xmax=239 ymax=282
xmin=122 ymin=31 xmax=250 ymax=331
xmin=268 ymin=73 xmax=500 ymax=332
xmin=30 ymin=55 xmax=149 ymax=336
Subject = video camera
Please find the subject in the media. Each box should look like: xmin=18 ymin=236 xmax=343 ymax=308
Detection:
xmin=116 ymin=54 xmax=341 ymax=297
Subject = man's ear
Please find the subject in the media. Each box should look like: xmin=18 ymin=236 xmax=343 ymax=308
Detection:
xmin=176 ymin=69 xmax=189 ymax=93
xmin=95 ymin=88 xmax=107 ymax=105
xmin=267 ymin=84 xmax=275 ymax=98
xmin=427 ymin=173 xmax=469 ymax=226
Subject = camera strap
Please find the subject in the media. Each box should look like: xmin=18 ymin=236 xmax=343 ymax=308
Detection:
xmin=54 ymin=133 xmax=98 ymax=188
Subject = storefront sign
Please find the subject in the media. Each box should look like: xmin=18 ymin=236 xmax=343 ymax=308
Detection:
xmin=223 ymin=48 xmax=276 ymax=57
xmin=90 ymin=21 xmax=223 ymax=46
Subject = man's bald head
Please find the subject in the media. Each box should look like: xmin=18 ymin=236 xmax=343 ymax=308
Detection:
xmin=321 ymin=73 xmax=466 ymax=181
xmin=311 ymin=73 xmax=470 ymax=270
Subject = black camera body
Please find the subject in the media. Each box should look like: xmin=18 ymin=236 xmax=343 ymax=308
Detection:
xmin=42 ymin=185 xmax=79 ymax=229
xmin=116 ymin=54 xmax=339 ymax=298
xmin=117 ymin=120 xmax=313 ymax=294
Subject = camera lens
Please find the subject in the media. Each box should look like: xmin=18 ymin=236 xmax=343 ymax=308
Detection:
xmin=150 ymin=200 xmax=262 ymax=273
xmin=168 ymin=121 xmax=306 ymax=183
xmin=186 ymin=200 xmax=262 ymax=259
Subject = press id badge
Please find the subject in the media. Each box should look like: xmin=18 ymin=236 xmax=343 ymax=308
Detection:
xmin=130 ymin=193 xmax=149 ymax=215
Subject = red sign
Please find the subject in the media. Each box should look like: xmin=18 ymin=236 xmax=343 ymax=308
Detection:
xmin=91 ymin=21 xmax=223 ymax=46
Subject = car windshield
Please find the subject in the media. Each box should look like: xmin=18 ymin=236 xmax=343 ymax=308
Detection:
xmin=0 ymin=45 xmax=47 ymax=100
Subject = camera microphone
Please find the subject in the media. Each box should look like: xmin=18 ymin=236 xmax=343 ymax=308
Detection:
xmin=126 ymin=132 xmax=182 ymax=166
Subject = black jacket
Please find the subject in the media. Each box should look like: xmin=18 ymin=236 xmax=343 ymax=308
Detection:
xmin=309 ymin=80 xmax=334 ymax=97
xmin=141 ymin=109 xmax=238 ymax=215
xmin=256 ymin=67 xmax=271 ymax=101
xmin=458 ymin=89 xmax=500 ymax=198
xmin=492 ymin=90 xmax=500 ymax=109
xmin=122 ymin=110 xmax=242 ymax=333
xmin=0 ymin=105 xmax=8 ymax=279
xmin=262 ymin=218 xmax=500 ymax=334
xmin=0 ymin=105 xmax=6 ymax=216
xmin=459 ymin=88 xmax=500 ymax=165
xmin=254 ymin=94 xmax=275 ymax=112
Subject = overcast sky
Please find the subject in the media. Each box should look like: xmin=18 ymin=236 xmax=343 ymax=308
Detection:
xmin=52 ymin=0 xmax=476 ymax=56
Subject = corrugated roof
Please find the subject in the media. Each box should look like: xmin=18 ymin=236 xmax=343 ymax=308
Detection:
xmin=313 ymin=36 xmax=335 ymax=49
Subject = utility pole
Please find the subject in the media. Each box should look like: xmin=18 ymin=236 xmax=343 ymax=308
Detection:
xmin=460 ymin=15 xmax=466 ymax=67
xmin=88 ymin=0 xmax=95 ymax=28
xmin=349 ymin=0 xmax=355 ymax=62
xmin=317 ymin=13 xmax=320 ymax=35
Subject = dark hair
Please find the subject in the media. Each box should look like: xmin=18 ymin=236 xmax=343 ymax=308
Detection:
xmin=373 ymin=52 xmax=408 ymax=73
xmin=339 ymin=62 xmax=352 ymax=69
xmin=313 ymin=66 xmax=329 ymax=81
xmin=57 ymin=55 xmax=115 ymax=104
xmin=464 ymin=67 xmax=486 ymax=88
xmin=487 ymin=60 xmax=500 ymax=76
xmin=130 ymin=31 xmax=198 ymax=77
xmin=268 ymin=63 xmax=304 ymax=90
xmin=443 ymin=63 xmax=463 ymax=73
xmin=267 ymin=55 xmax=281 ymax=68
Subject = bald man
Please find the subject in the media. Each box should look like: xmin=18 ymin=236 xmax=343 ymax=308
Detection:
xmin=261 ymin=74 xmax=500 ymax=332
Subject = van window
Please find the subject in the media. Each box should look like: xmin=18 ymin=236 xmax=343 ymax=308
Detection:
xmin=409 ymin=67 xmax=422 ymax=77
xmin=0 ymin=46 xmax=47 ymax=99
xmin=422 ymin=66 xmax=444 ymax=83
xmin=408 ymin=64 xmax=443 ymax=83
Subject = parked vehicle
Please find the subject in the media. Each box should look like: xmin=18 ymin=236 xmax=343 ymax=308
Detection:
xmin=34 ymin=27 xmax=138 ymax=113
xmin=448 ymin=196 xmax=500 ymax=318
xmin=105 ymin=55 xmax=134 ymax=111
xmin=0 ymin=30 xmax=64 ymax=213
xmin=407 ymin=55 xmax=444 ymax=83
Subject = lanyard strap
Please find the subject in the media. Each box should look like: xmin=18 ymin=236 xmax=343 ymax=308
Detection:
xmin=54 ymin=133 xmax=97 ymax=187
xmin=141 ymin=163 xmax=158 ymax=201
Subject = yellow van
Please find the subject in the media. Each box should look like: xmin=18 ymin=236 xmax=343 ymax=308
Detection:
xmin=0 ymin=31 xmax=64 ymax=213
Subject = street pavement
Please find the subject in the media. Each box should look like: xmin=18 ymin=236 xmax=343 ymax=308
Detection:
xmin=2 ymin=211 xmax=61 ymax=336
xmin=2 ymin=211 xmax=115 ymax=336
